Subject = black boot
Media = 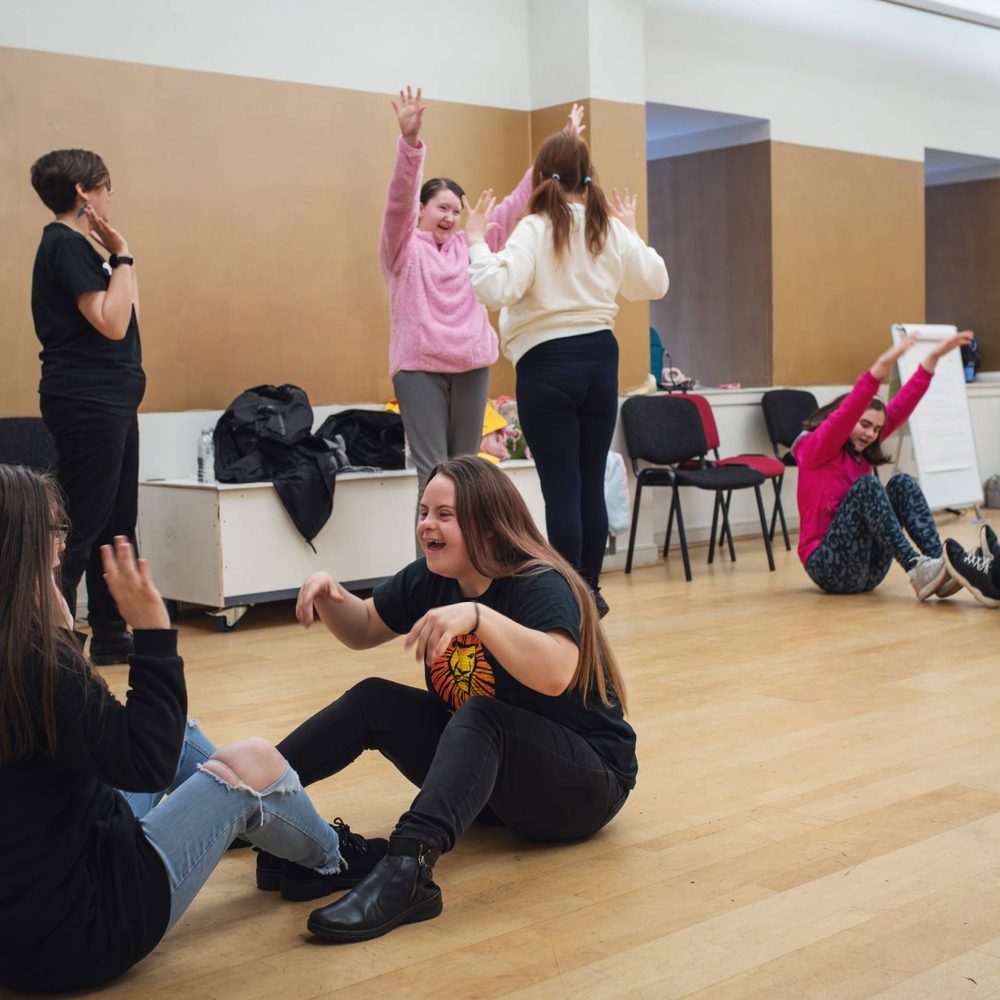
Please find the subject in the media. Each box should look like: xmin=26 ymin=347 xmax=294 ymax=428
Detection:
xmin=89 ymin=628 xmax=134 ymax=666
xmin=307 ymin=835 xmax=443 ymax=943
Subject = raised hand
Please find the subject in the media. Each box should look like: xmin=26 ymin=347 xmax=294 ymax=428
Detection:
xmin=83 ymin=203 xmax=129 ymax=256
xmin=563 ymin=102 xmax=586 ymax=139
xmin=100 ymin=536 xmax=170 ymax=630
xmin=296 ymin=572 xmax=347 ymax=629
xmin=404 ymin=602 xmax=479 ymax=662
xmin=870 ymin=331 xmax=919 ymax=381
xmin=391 ymin=85 xmax=425 ymax=148
xmin=462 ymin=190 xmax=498 ymax=245
xmin=609 ymin=187 xmax=639 ymax=235
xmin=923 ymin=329 xmax=975 ymax=372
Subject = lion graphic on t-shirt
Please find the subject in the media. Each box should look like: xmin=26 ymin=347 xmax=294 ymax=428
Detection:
xmin=429 ymin=633 xmax=496 ymax=709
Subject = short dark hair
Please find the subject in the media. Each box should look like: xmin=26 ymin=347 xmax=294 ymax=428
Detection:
xmin=803 ymin=394 xmax=891 ymax=466
xmin=30 ymin=149 xmax=110 ymax=214
xmin=420 ymin=177 xmax=465 ymax=206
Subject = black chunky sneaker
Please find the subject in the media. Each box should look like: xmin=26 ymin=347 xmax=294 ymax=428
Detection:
xmin=307 ymin=834 xmax=443 ymax=942
xmin=944 ymin=538 xmax=1000 ymax=608
xmin=592 ymin=589 xmax=610 ymax=619
xmin=255 ymin=818 xmax=389 ymax=901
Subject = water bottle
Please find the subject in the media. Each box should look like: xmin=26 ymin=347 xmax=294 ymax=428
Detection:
xmin=197 ymin=428 xmax=215 ymax=483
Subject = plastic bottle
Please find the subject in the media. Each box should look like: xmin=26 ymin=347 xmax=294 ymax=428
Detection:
xmin=197 ymin=428 xmax=215 ymax=483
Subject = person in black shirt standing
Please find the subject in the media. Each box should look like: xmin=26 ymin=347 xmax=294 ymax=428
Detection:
xmin=29 ymin=149 xmax=145 ymax=664
xmin=273 ymin=455 xmax=637 ymax=944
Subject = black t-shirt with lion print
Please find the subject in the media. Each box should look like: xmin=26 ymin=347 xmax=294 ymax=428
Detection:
xmin=372 ymin=559 xmax=637 ymax=787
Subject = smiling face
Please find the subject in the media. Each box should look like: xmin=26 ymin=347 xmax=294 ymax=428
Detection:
xmin=417 ymin=474 xmax=470 ymax=577
xmin=418 ymin=187 xmax=463 ymax=245
xmin=850 ymin=407 xmax=886 ymax=454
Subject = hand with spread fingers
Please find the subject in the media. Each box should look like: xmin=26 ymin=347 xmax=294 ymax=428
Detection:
xmin=404 ymin=602 xmax=479 ymax=662
xmin=563 ymin=102 xmax=586 ymax=139
xmin=100 ymin=535 xmax=170 ymax=630
xmin=296 ymin=572 xmax=349 ymax=629
xmin=609 ymin=187 xmax=639 ymax=236
xmin=391 ymin=84 xmax=426 ymax=148
xmin=462 ymin=190 xmax=498 ymax=245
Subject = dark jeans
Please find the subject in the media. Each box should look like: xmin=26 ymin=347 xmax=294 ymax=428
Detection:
xmin=805 ymin=473 xmax=941 ymax=594
xmin=516 ymin=331 xmax=619 ymax=589
xmin=40 ymin=396 xmax=139 ymax=627
xmin=277 ymin=678 xmax=628 ymax=854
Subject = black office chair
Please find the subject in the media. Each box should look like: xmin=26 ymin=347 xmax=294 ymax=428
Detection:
xmin=620 ymin=396 xmax=776 ymax=582
xmin=760 ymin=389 xmax=817 ymax=545
xmin=0 ymin=417 xmax=58 ymax=471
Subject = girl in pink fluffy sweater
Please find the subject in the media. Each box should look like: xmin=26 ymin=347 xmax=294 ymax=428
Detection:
xmin=380 ymin=86 xmax=584 ymax=502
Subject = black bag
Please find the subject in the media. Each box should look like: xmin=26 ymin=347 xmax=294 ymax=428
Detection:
xmin=315 ymin=409 xmax=405 ymax=470
xmin=214 ymin=385 xmax=338 ymax=545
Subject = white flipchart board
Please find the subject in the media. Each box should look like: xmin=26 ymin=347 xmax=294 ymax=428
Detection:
xmin=890 ymin=323 xmax=982 ymax=510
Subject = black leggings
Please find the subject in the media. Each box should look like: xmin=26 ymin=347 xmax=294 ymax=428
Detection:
xmin=805 ymin=473 xmax=941 ymax=594
xmin=277 ymin=678 xmax=628 ymax=854
xmin=516 ymin=331 xmax=619 ymax=589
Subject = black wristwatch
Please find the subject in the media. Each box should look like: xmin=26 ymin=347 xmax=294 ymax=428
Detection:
xmin=109 ymin=254 xmax=134 ymax=268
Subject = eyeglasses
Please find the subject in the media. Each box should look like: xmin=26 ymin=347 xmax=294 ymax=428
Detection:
xmin=104 ymin=179 xmax=112 ymax=192
xmin=50 ymin=523 xmax=70 ymax=542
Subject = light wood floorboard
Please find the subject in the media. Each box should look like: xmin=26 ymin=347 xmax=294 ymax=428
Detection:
xmin=6 ymin=516 xmax=1000 ymax=999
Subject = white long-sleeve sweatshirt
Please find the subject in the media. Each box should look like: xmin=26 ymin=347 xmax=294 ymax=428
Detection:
xmin=467 ymin=204 xmax=669 ymax=366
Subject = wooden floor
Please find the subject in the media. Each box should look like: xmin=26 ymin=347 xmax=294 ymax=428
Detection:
xmin=12 ymin=516 xmax=1000 ymax=999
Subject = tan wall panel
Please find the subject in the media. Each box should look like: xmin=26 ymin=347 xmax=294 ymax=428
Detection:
xmin=1 ymin=48 xmax=528 ymax=415
xmin=647 ymin=142 xmax=773 ymax=387
xmin=926 ymin=178 xmax=1000 ymax=371
xmin=771 ymin=143 xmax=925 ymax=385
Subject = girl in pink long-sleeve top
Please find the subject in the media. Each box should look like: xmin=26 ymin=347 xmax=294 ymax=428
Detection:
xmin=793 ymin=330 xmax=972 ymax=599
xmin=381 ymin=87 xmax=585 ymax=501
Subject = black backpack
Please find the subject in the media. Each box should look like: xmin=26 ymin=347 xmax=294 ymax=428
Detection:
xmin=315 ymin=409 xmax=405 ymax=470
xmin=214 ymin=385 xmax=338 ymax=545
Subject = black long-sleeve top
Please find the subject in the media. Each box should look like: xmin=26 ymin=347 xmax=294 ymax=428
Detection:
xmin=0 ymin=630 xmax=186 ymax=994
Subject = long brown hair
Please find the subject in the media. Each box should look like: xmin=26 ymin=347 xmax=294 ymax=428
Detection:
xmin=530 ymin=132 xmax=611 ymax=258
xmin=0 ymin=465 xmax=94 ymax=762
xmin=426 ymin=456 xmax=627 ymax=711
xmin=803 ymin=394 xmax=891 ymax=466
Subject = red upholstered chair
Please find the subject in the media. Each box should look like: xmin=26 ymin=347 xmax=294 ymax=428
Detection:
xmin=679 ymin=393 xmax=790 ymax=557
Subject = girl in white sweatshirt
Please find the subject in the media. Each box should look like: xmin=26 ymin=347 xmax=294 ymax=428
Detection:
xmin=465 ymin=133 xmax=669 ymax=614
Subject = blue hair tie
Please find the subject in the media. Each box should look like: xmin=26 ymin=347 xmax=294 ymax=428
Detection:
xmin=551 ymin=173 xmax=561 ymax=181
xmin=583 ymin=176 xmax=591 ymax=185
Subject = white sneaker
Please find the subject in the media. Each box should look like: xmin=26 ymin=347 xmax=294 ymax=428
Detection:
xmin=907 ymin=555 xmax=948 ymax=601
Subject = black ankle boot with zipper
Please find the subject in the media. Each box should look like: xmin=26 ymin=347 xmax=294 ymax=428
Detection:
xmin=306 ymin=834 xmax=443 ymax=942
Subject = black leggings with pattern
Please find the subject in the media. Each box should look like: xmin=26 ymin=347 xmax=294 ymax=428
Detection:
xmin=805 ymin=473 xmax=941 ymax=594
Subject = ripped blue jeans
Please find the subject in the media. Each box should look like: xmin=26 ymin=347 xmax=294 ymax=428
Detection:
xmin=118 ymin=721 xmax=341 ymax=932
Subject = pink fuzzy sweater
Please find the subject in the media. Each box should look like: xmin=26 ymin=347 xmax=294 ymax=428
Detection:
xmin=380 ymin=138 xmax=532 ymax=377
xmin=792 ymin=365 xmax=932 ymax=565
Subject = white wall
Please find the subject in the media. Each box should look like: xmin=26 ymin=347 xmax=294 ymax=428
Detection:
xmin=5 ymin=0 xmax=1000 ymax=163
xmin=642 ymin=0 xmax=1000 ymax=161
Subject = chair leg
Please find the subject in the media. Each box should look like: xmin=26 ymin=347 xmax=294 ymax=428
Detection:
xmin=754 ymin=484 xmax=776 ymax=571
xmin=708 ymin=492 xmax=721 ymax=565
xmin=664 ymin=492 xmax=676 ymax=560
xmin=716 ymin=494 xmax=727 ymax=550
xmin=673 ymin=487 xmax=692 ymax=582
xmin=774 ymin=478 xmax=791 ymax=551
xmin=625 ymin=479 xmax=643 ymax=574
xmin=720 ymin=492 xmax=737 ymax=562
